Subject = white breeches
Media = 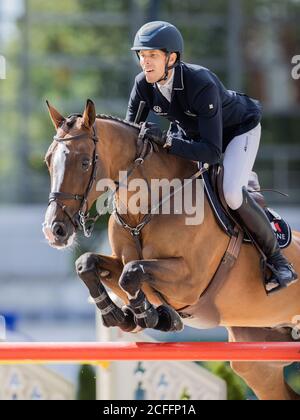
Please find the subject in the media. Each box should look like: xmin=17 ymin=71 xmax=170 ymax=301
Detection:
xmin=223 ymin=123 xmax=261 ymax=210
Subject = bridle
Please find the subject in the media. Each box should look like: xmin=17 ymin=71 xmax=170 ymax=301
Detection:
xmin=48 ymin=119 xmax=100 ymax=238
xmin=48 ymin=114 xmax=206 ymax=251
xmin=47 ymin=114 xmax=152 ymax=240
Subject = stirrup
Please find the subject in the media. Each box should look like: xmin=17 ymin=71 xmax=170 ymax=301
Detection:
xmin=265 ymin=276 xmax=298 ymax=295
xmin=262 ymin=260 xmax=298 ymax=295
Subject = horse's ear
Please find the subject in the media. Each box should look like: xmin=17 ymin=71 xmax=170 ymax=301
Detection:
xmin=46 ymin=100 xmax=65 ymax=130
xmin=82 ymin=99 xmax=96 ymax=129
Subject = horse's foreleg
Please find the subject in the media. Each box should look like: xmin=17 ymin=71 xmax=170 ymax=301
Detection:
xmin=118 ymin=258 xmax=190 ymax=332
xmin=76 ymin=253 xmax=136 ymax=332
xmin=228 ymin=326 xmax=300 ymax=400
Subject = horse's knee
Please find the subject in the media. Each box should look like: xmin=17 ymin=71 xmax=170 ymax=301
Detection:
xmin=119 ymin=261 xmax=145 ymax=296
xmin=76 ymin=252 xmax=99 ymax=276
xmin=76 ymin=253 xmax=101 ymax=296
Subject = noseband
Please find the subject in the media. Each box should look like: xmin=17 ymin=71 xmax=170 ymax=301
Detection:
xmin=48 ymin=120 xmax=100 ymax=238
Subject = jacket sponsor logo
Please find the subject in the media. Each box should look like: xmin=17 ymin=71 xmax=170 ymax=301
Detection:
xmin=153 ymin=106 xmax=163 ymax=113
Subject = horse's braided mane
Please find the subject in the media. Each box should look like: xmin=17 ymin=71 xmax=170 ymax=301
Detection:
xmin=96 ymin=114 xmax=140 ymax=131
xmin=65 ymin=113 xmax=140 ymax=131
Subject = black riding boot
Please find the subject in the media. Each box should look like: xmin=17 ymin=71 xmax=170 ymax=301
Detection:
xmin=235 ymin=187 xmax=298 ymax=294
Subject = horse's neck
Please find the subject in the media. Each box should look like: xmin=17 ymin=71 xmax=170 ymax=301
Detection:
xmin=96 ymin=119 xmax=138 ymax=180
xmin=95 ymin=119 xmax=229 ymax=290
xmin=140 ymin=140 xmax=231 ymax=292
xmin=95 ymin=119 xmax=223 ymax=234
xmin=107 ymin=121 xmax=199 ymax=223
xmin=149 ymin=150 xmax=198 ymax=180
xmin=96 ymin=118 xmax=197 ymax=180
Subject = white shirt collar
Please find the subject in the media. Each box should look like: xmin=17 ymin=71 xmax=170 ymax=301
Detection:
xmin=156 ymin=69 xmax=175 ymax=103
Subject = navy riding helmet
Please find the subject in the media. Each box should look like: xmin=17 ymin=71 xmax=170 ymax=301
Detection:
xmin=131 ymin=21 xmax=184 ymax=61
xmin=131 ymin=21 xmax=184 ymax=82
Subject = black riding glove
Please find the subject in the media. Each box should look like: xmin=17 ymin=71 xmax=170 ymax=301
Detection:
xmin=139 ymin=122 xmax=166 ymax=147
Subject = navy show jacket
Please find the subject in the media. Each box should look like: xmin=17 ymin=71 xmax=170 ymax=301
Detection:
xmin=126 ymin=62 xmax=262 ymax=165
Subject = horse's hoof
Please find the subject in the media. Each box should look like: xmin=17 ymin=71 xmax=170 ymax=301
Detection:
xmin=121 ymin=306 xmax=139 ymax=332
xmin=134 ymin=304 xmax=159 ymax=329
xmin=154 ymin=305 xmax=184 ymax=332
xmin=128 ymin=293 xmax=159 ymax=329
xmin=122 ymin=306 xmax=144 ymax=333
xmin=101 ymin=306 xmax=136 ymax=332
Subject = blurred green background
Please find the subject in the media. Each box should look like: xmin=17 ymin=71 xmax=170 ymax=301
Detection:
xmin=0 ymin=0 xmax=300 ymax=205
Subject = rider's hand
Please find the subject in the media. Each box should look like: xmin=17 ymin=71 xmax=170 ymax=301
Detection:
xmin=140 ymin=122 xmax=166 ymax=147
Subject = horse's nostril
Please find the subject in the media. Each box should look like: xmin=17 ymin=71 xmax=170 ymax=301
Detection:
xmin=52 ymin=222 xmax=68 ymax=240
xmin=57 ymin=227 xmax=64 ymax=236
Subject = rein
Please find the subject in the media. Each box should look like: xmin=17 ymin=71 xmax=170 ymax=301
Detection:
xmin=48 ymin=117 xmax=153 ymax=238
xmin=49 ymin=117 xmax=207 ymax=254
xmin=113 ymin=155 xmax=207 ymax=259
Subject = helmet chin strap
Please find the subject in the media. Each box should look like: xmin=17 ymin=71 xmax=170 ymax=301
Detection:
xmin=155 ymin=53 xmax=178 ymax=84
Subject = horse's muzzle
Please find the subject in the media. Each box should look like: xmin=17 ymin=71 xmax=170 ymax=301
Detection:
xmin=52 ymin=222 xmax=68 ymax=241
xmin=43 ymin=201 xmax=77 ymax=248
xmin=43 ymin=219 xmax=75 ymax=249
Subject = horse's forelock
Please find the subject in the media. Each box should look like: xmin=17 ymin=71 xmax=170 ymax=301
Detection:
xmin=64 ymin=114 xmax=81 ymax=129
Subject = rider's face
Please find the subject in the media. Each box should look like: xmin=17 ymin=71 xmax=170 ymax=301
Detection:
xmin=139 ymin=50 xmax=176 ymax=84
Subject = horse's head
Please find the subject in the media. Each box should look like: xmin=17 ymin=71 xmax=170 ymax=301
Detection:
xmin=43 ymin=99 xmax=100 ymax=249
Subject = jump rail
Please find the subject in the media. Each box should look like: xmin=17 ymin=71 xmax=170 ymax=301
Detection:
xmin=0 ymin=342 xmax=299 ymax=363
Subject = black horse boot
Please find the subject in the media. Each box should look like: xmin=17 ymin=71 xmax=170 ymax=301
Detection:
xmin=234 ymin=187 xmax=298 ymax=294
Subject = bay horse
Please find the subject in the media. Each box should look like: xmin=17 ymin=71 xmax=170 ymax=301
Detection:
xmin=43 ymin=100 xmax=300 ymax=400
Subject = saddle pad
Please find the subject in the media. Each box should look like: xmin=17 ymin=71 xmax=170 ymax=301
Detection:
xmin=265 ymin=208 xmax=292 ymax=249
xmin=202 ymin=171 xmax=235 ymax=236
xmin=203 ymin=172 xmax=292 ymax=249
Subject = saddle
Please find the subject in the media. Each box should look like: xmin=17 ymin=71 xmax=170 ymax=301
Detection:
xmin=204 ymin=165 xmax=292 ymax=250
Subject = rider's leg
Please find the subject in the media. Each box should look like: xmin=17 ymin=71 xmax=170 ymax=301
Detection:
xmin=223 ymin=124 xmax=298 ymax=293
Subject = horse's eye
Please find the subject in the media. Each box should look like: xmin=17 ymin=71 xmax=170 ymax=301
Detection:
xmin=82 ymin=159 xmax=90 ymax=171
